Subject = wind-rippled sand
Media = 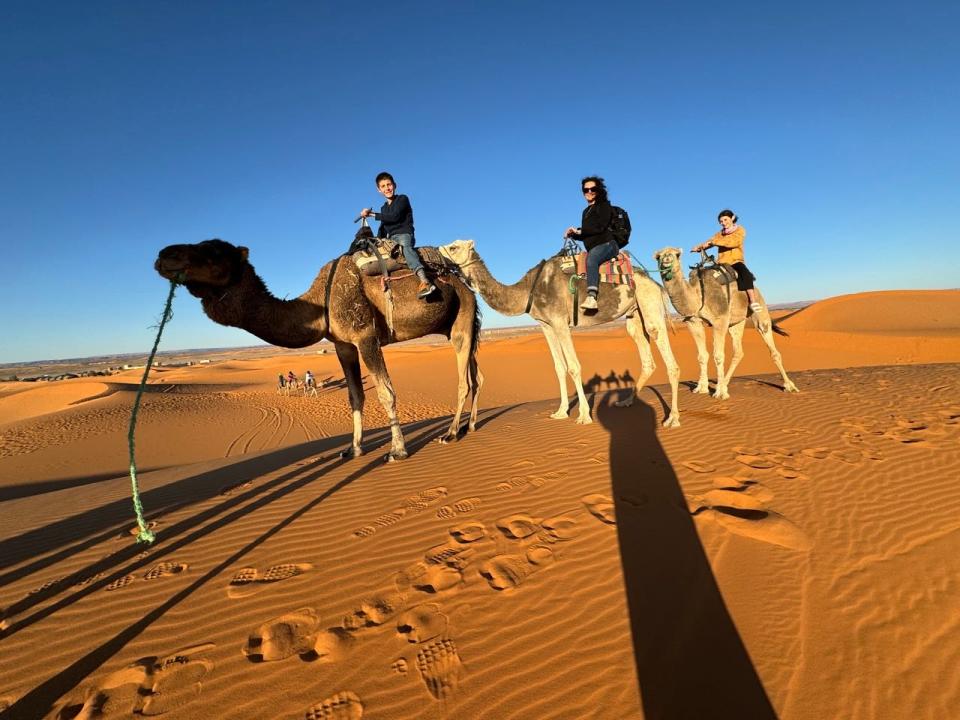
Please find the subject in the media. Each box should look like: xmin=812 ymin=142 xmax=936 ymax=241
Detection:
xmin=1 ymin=290 xmax=958 ymax=719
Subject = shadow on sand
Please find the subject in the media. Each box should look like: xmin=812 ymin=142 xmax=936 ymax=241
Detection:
xmin=596 ymin=392 xmax=778 ymax=719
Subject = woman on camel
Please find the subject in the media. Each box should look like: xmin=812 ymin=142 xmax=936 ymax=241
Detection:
xmin=564 ymin=176 xmax=620 ymax=312
xmin=691 ymin=209 xmax=762 ymax=314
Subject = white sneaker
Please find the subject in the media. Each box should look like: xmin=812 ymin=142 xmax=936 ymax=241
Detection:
xmin=581 ymin=295 xmax=598 ymax=311
xmin=749 ymin=302 xmax=762 ymax=313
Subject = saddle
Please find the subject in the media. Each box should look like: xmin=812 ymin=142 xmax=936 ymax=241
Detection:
xmin=350 ymin=226 xmax=406 ymax=277
xmin=559 ymin=251 xmax=635 ymax=288
xmin=692 ymin=263 xmax=738 ymax=286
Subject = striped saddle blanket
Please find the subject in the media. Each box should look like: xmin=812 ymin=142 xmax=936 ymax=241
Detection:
xmin=560 ymin=251 xmax=635 ymax=288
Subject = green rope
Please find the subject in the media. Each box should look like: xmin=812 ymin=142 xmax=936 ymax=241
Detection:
xmin=568 ymin=273 xmax=583 ymax=295
xmin=127 ymin=279 xmax=180 ymax=544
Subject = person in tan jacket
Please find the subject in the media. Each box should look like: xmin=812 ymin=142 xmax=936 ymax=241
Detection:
xmin=691 ymin=209 xmax=762 ymax=313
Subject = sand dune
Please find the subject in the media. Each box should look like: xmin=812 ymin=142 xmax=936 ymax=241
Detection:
xmin=781 ymin=289 xmax=960 ymax=333
xmin=0 ymin=290 xmax=958 ymax=719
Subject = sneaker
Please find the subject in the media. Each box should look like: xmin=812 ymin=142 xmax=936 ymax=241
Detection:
xmin=417 ymin=281 xmax=436 ymax=299
xmin=581 ymin=294 xmax=598 ymax=311
xmin=749 ymin=302 xmax=762 ymax=313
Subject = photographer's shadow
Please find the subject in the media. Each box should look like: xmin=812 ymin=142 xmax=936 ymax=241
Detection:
xmin=595 ymin=392 xmax=777 ymax=720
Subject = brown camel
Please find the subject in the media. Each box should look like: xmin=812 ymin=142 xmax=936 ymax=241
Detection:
xmin=439 ymin=240 xmax=681 ymax=427
xmin=155 ymin=239 xmax=483 ymax=461
xmin=653 ymin=247 xmax=798 ymax=400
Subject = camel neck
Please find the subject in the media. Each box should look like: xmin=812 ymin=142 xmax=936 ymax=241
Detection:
xmin=663 ymin=271 xmax=701 ymax=318
xmin=466 ymin=258 xmax=543 ymax=317
xmin=201 ymin=266 xmax=326 ymax=348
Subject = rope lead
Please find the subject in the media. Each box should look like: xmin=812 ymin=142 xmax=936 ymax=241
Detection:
xmin=127 ymin=279 xmax=179 ymax=544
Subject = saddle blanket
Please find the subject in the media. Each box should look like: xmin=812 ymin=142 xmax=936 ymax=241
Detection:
xmin=560 ymin=251 xmax=635 ymax=288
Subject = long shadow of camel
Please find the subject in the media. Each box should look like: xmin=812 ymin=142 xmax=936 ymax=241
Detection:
xmin=2 ymin=404 xmax=515 ymax=719
xmin=596 ymin=392 xmax=778 ymax=719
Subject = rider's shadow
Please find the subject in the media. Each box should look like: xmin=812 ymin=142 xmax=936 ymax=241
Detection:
xmin=595 ymin=393 xmax=777 ymax=719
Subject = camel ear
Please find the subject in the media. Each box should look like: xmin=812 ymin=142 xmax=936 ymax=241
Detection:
xmin=653 ymin=250 xmax=661 ymax=261
xmin=465 ymin=239 xmax=475 ymax=251
xmin=238 ymin=246 xmax=249 ymax=262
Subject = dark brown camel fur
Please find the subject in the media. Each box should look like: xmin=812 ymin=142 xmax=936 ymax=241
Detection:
xmin=155 ymin=239 xmax=483 ymax=461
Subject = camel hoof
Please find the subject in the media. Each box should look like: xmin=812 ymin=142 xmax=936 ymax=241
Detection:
xmin=692 ymin=385 xmax=710 ymax=394
xmin=340 ymin=446 xmax=363 ymax=459
xmin=467 ymin=423 xmax=477 ymax=433
xmin=437 ymin=433 xmax=458 ymax=445
xmin=550 ymin=410 xmax=569 ymax=420
xmin=662 ymin=415 xmax=681 ymax=428
xmin=386 ymin=449 xmax=408 ymax=463
xmin=712 ymin=390 xmax=730 ymax=401
xmin=785 ymin=383 xmax=800 ymax=393
xmin=575 ymin=415 xmax=594 ymax=425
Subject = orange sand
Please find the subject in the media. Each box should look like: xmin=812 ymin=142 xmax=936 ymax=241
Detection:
xmin=1 ymin=290 xmax=958 ymax=719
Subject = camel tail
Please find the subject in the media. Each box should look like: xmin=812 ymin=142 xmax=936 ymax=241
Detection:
xmin=470 ymin=301 xmax=483 ymax=362
xmin=771 ymin=319 xmax=789 ymax=337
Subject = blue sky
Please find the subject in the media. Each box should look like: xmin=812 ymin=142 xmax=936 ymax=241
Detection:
xmin=2 ymin=1 xmax=957 ymax=363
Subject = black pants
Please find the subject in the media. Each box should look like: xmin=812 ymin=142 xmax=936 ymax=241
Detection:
xmin=731 ymin=262 xmax=755 ymax=291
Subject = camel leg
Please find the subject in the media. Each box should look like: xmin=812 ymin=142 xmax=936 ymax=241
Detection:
xmin=629 ymin=289 xmax=682 ymax=427
xmin=756 ymin=316 xmax=800 ymax=393
xmin=467 ymin=361 xmax=484 ymax=432
xmin=335 ymin=342 xmax=366 ymax=458
xmin=711 ymin=318 xmax=732 ymax=400
xmin=616 ymin=312 xmax=654 ymax=405
xmin=538 ymin=322 xmax=572 ymax=419
xmin=722 ymin=321 xmax=746 ymax=390
xmin=356 ymin=337 xmax=408 ymax=461
xmin=439 ymin=330 xmax=472 ymax=444
xmin=686 ymin=318 xmax=711 ymax=394
xmin=552 ymin=323 xmax=592 ymax=424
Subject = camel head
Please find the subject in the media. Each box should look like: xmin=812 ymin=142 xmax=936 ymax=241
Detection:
xmin=155 ymin=239 xmax=251 ymax=298
xmin=653 ymin=247 xmax=683 ymax=281
xmin=438 ymin=239 xmax=479 ymax=267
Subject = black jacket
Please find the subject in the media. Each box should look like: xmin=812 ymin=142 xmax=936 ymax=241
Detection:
xmin=579 ymin=201 xmax=614 ymax=251
xmin=375 ymin=194 xmax=415 ymax=238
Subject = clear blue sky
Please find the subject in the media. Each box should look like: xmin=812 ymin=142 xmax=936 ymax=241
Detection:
xmin=2 ymin=1 xmax=957 ymax=363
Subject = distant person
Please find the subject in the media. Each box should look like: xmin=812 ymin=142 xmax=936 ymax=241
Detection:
xmin=304 ymin=370 xmax=315 ymax=389
xmin=287 ymin=370 xmax=297 ymax=387
xmin=564 ymin=176 xmax=620 ymax=312
xmin=691 ymin=209 xmax=761 ymax=314
xmin=359 ymin=171 xmax=436 ymax=299
xmin=277 ymin=372 xmax=286 ymax=388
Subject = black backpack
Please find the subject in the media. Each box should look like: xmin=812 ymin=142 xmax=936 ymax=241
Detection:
xmin=609 ymin=206 xmax=631 ymax=248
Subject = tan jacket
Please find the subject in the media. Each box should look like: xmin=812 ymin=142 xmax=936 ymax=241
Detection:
xmin=708 ymin=226 xmax=745 ymax=264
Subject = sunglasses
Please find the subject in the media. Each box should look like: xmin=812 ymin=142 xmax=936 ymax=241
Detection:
xmin=582 ymin=186 xmax=598 ymax=194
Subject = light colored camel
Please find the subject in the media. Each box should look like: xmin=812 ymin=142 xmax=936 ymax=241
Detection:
xmin=653 ymin=247 xmax=798 ymax=400
xmin=439 ymin=239 xmax=681 ymax=427
xmin=155 ymin=239 xmax=483 ymax=461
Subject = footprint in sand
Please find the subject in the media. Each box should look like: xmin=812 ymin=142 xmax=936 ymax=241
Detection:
xmin=416 ymin=639 xmax=463 ymax=700
xmin=125 ymin=521 xmax=159 ymax=538
xmin=682 ymin=461 xmax=715 ymax=473
xmin=105 ymin=574 xmax=136 ymax=592
xmin=219 ymin=480 xmax=253 ymax=496
xmin=401 ymin=486 xmax=449 ymax=513
xmin=143 ymin=561 xmax=188 ymax=581
xmin=801 ymin=447 xmax=830 ymax=460
xmin=496 ymin=513 xmax=542 ymax=539
xmin=341 ymin=589 xmax=405 ymax=630
xmin=688 ymin=489 xmax=810 ymax=551
xmin=436 ymin=497 xmax=482 ymax=519
xmin=304 ymin=691 xmax=364 ymax=720
xmin=392 ymin=658 xmax=409 ymax=674
xmin=479 ymin=554 xmax=529 ymax=590
xmin=396 ymin=562 xmax=463 ymax=594
xmin=540 ymin=515 xmax=580 ymax=541
xmin=241 ymin=614 xmax=347 ymax=664
xmin=227 ymin=563 xmax=313 ymax=598
xmin=526 ymin=544 xmax=557 ymax=567
xmin=56 ymin=643 xmax=215 ymax=718
xmin=582 ymin=494 xmax=616 ymax=525
xmin=397 ymin=604 xmax=448 ymax=644
xmin=449 ymin=522 xmax=487 ymax=543
xmin=829 ymin=449 xmax=864 ymax=465
xmin=735 ymin=454 xmax=776 ymax=469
